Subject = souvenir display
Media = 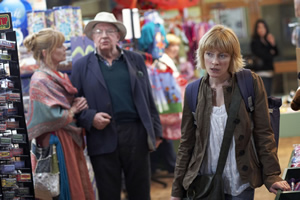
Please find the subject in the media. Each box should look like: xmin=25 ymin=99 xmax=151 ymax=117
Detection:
xmin=275 ymin=144 xmax=300 ymax=199
xmin=0 ymin=13 xmax=34 ymax=199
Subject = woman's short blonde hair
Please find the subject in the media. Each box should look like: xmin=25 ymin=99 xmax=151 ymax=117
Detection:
xmin=166 ymin=34 xmax=181 ymax=46
xmin=195 ymin=24 xmax=244 ymax=73
xmin=23 ymin=28 xmax=65 ymax=66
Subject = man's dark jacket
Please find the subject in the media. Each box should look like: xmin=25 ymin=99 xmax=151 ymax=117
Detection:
xmin=71 ymin=50 xmax=162 ymax=156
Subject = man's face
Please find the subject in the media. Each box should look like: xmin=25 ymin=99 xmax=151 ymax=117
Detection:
xmin=92 ymin=22 xmax=120 ymax=53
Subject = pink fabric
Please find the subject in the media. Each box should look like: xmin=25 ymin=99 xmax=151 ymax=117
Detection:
xmin=160 ymin=113 xmax=182 ymax=140
xmin=27 ymin=66 xmax=83 ymax=146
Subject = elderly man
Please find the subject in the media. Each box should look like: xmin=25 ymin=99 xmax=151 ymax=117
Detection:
xmin=71 ymin=12 xmax=162 ymax=200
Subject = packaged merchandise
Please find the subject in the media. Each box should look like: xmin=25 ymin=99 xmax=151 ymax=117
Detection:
xmin=27 ymin=10 xmax=46 ymax=35
xmin=45 ymin=9 xmax=54 ymax=29
xmin=291 ymin=144 xmax=300 ymax=167
xmin=53 ymin=6 xmax=74 ymax=41
xmin=72 ymin=7 xmax=83 ymax=36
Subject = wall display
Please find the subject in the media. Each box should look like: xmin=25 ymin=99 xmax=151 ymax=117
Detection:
xmin=0 ymin=13 xmax=34 ymax=199
xmin=212 ymin=7 xmax=247 ymax=39
xmin=26 ymin=6 xmax=83 ymax=43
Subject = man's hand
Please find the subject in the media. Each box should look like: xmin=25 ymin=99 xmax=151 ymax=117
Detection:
xmin=156 ymin=137 xmax=163 ymax=148
xmin=92 ymin=112 xmax=111 ymax=130
xmin=171 ymin=197 xmax=181 ymax=200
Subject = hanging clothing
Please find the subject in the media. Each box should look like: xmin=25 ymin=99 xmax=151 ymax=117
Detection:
xmin=138 ymin=22 xmax=168 ymax=59
xmin=27 ymin=66 xmax=95 ymax=200
xmin=157 ymin=53 xmax=180 ymax=78
xmin=183 ymin=21 xmax=214 ymax=66
xmin=149 ymin=54 xmax=187 ymax=140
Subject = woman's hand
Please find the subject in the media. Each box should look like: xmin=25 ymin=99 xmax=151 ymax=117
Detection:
xmin=269 ymin=180 xmax=291 ymax=194
xmin=70 ymin=97 xmax=88 ymax=114
xmin=266 ymin=33 xmax=276 ymax=46
xmin=170 ymin=197 xmax=181 ymax=200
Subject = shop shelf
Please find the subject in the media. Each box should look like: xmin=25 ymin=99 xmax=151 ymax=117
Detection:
xmin=282 ymin=167 xmax=300 ymax=180
xmin=275 ymin=167 xmax=300 ymax=199
xmin=275 ymin=191 xmax=300 ymax=200
xmin=288 ymin=150 xmax=295 ymax=167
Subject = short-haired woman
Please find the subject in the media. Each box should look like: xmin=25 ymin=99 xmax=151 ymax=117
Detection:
xmin=171 ymin=24 xmax=290 ymax=200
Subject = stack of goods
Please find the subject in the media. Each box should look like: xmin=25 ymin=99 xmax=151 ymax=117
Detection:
xmin=291 ymin=144 xmax=300 ymax=168
xmin=26 ymin=6 xmax=83 ymax=41
xmin=24 ymin=6 xmax=83 ymax=74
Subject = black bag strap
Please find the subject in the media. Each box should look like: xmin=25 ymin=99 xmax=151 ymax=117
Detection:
xmin=185 ymin=78 xmax=202 ymax=126
xmin=186 ymin=78 xmax=202 ymax=112
xmin=215 ymin=81 xmax=242 ymax=175
xmin=186 ymin=69 xmax=253 ymax=114
xmin=236 ymin=69 xmax=255 ymax=112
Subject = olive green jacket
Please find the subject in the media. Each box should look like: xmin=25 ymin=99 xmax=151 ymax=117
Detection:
xmin=171 ymin=71 xmax=282 ymax=198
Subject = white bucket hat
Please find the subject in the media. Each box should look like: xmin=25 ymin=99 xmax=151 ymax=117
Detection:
xmin=84 ymin=12 xmax=127 ymax=41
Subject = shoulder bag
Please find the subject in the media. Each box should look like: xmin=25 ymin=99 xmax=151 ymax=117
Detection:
xmin=31 ymin=138 xmax=60 ymax=199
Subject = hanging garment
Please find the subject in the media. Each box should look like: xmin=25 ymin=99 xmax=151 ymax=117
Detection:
xmin=139 ymin=22 xmax=168 ymax=59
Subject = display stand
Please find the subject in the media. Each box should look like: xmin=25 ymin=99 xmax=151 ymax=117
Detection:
xmin=0 ymin=13 xmax=34 ymax=199
xmin=275 ymin=150 xmax=300 ymax=200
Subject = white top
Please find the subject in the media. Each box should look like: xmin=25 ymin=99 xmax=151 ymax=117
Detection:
xmin=200 ymin=104 xmax=250 ymax=196
xmin=157 ymin=53 xmax=180 ymax=78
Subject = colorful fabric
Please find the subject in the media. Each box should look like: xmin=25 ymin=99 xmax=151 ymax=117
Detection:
xmin=147 ymin=65 xmax=182 ymax=114
xmin=138 ymin=22 xmax=168 ymax=59
xmin=160 ymin=113 xmax=182 ymax=140
xmin=147 ymin=67 xmax=168 ymax=114
xmin=50 ymin=134 xmax=71 ymax=200
xmin=27 ymin=65 xmax=95 ymax=200
xmin=27 ymin=66 xmax=82 ymax=146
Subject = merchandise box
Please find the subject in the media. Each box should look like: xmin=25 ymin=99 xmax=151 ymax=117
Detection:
xmin=275 ymin=167 xmax=300 ymax=200
xmin=288 ymin=150 xmax=295 ymax=167
xmin=275 ymin=191 xmax=300 ymax=200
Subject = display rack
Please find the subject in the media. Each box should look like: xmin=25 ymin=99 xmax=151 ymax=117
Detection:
xmin=0 ymin=13 xmax=34 ymax=199
xmin=275 ymin=149 xmax=300 ymax=200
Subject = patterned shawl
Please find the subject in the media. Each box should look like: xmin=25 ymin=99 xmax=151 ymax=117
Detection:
xmin=27 ymin=66 xmax=83 ymax=147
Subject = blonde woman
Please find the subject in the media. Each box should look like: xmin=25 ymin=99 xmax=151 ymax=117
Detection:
xmin=24 ymin=28 xmax=94 ymax=200
xmin=171 ymin=25 xmax=290 ymax=200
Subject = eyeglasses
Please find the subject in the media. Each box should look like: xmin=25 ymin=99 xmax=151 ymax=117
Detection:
xmin=93 ymin=29 xmax=119 ymax=36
